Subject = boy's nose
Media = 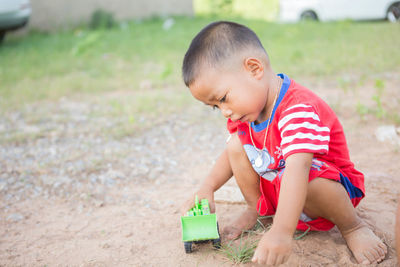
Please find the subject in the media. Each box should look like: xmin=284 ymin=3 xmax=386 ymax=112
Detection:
xmin=221 ymin=107 xmax=233 ymax=118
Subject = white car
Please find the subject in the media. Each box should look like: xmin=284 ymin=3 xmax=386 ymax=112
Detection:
xmin=0 ymin=0 xmax=31 ymax=42
xmin=280 ymin=0 xmax=400 ymax=22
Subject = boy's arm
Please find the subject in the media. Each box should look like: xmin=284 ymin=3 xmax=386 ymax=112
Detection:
xmin=199 ymin=148 xmax=233 ymax=192
xmin=272 ymin=152 xmax=313 ymax=234
xmin=252 ymin=152 xmax=313 ymax=265
xmin=181 ymin=148 xmax=233 ymax=214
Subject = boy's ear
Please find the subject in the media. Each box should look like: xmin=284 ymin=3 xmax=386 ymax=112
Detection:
xmin=243 ymin=58 xmax=264 ymax=79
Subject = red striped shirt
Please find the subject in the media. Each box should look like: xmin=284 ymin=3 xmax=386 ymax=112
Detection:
xmin=278 ymin=104 xmax=330 ymax=158
xmin=227 ymin=76 xmax=364 ymax=193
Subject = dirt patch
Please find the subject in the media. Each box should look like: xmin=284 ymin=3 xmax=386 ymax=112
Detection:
xmin=0 ymin=75 xmax=399 ymax=266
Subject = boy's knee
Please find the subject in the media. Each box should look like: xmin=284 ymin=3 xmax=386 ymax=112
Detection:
xmin=304 ymin=178 xmax=354 ymax=216
xmin=305 ymin=178 xmax=341 ymax=205
xmin=307 ymin=177 xmax=342 ymax=194
xmin=226 ymin=133 xmax=244 ymax=156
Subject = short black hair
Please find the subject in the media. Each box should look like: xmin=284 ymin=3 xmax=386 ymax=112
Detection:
xmin=182 ymin=21 xmax=266 ymax=87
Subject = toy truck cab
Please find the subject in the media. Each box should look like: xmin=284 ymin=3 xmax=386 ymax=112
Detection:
xmin=181 ymin=196 xmax=221 ymax=253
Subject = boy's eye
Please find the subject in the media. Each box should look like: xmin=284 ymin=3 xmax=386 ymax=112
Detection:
xmin=212 ymin=105 xmax=219 ymax=110
xmin=219 ymin=94 xmax=227 ymax=103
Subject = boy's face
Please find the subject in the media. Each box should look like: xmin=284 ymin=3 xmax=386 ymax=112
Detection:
xmin=189 ymin=59 xmax=269 ymax=123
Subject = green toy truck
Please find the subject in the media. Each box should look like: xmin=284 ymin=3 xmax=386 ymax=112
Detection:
xmin=181 ymin=196 xmax=221 ymax=253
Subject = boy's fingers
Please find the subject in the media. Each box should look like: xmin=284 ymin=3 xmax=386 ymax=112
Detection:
xmin=180 ymin=195 xmax=215 ymax=215
xmin=209 ymin=202 xmax=216 ymax=213
xmin=180 ymin=199 xmax=194 ymax=215
xmin=252 ymin=249 xmax=268 ymax=265
xmin=283 ymin=254 xmax=290 ymax=264
xmin=266 ymin=252 xmax=277 ymax=266
xmin=251 ymin=255 xmax=261 ymax=264
xmin=275 ymin=254 xmax=285 ymax=265
xmin=251 ymin=250 xmax=258 ymax=263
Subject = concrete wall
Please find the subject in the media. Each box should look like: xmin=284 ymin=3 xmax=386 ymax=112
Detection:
xmin=29 ymin=0 xmax=193 ymax=30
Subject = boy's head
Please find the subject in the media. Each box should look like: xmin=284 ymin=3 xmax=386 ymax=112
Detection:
xmin=182 ymin=21 xmax=269 ymax=87
xmin=182 ymin=21 xmax=277 ymax=123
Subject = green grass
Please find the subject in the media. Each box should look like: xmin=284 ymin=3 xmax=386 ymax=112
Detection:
xmin=194 ymin=0 xmax=279 ymax=21
xmin=219 ymin=233 xmax=259 ymax=264
xmin=1 ymin=16 xmax=399 ymax=114
xmin=218 ymin=217 xmax=310 ymax=264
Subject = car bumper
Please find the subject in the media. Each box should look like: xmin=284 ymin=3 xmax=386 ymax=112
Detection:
xmin=0 ymin=8 xmax=31 ymax=31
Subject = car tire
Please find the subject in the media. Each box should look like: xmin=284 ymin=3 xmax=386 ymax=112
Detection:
xmin=0 ymin=31 xmax=5 ymax=43
xmin=300 ymin=10 xmax=318 ymax=21
xmin=387 ymin=3 xmax=400 ymax=22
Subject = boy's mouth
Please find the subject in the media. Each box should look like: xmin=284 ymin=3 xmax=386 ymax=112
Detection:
xmin=233 ymin=115 xmax=246 ymax=122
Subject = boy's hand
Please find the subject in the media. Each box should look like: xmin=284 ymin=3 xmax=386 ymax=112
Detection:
xmin=252 ymin=227 xmax=292 ymax=266
xmin=180 ymin=184 xmax=215 ymax=215
xmin=180 ymin=149 xmax=232 ymax=215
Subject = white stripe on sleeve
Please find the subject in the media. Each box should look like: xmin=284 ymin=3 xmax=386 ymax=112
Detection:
xmin=282 ymin=143 xmax=329 ymax=156
xmin=278 ymin=111 xmax=320 ymax=130
xmin=281 ymin=122 xmax=330 ymax=136
xmin=281 ymin=132 xmax=330 ymax=145
xmin=284 ymin=104 xmax=313 ymax=111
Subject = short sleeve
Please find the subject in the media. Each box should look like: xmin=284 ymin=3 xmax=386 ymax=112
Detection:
xmin=278 ymin=104 xmax=331 ymax=159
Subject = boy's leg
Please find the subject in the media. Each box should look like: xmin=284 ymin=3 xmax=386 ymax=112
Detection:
xmin=304 ymin=177 xmax=387 ymax=264
xmin=223 ymin=133 xmax=261 ymax=240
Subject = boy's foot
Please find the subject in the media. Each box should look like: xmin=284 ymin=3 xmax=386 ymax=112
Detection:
xmin=342 ymin=222 xmax=387 ymax=264
xmin=222 ymin=208 xmax=259 ymax=240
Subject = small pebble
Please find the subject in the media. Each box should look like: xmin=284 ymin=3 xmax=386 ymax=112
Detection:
xmin=7 ymin=213 xmax=24 ymax=222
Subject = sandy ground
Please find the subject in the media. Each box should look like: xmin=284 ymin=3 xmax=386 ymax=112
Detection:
xmin=1 ymin=74 xmax=399 ymax=266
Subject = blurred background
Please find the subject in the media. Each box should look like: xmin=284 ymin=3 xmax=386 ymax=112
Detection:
xmin=1 ymin=0 xmax=399 ymax=122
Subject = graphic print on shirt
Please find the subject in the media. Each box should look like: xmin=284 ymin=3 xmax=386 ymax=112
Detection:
xmin=310 ymin=158 xmax=328 ymax=171
xmin=278 ymin=104 xmax=331 ymax=158
xmin=243 ymin=144 xmax=277 ymax=181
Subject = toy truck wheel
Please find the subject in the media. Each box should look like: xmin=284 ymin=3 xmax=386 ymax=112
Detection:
xmin=212 ymin=222 xmax=221 ymax=249
xmin=184 ymin=241 xmax=193 ymax=253
xmin=212 ymin=238 xmax=221 ymax=249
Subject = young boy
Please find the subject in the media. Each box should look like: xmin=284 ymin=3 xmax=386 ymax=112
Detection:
xmin=180 ymin=21 xmax=387 ymax=265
